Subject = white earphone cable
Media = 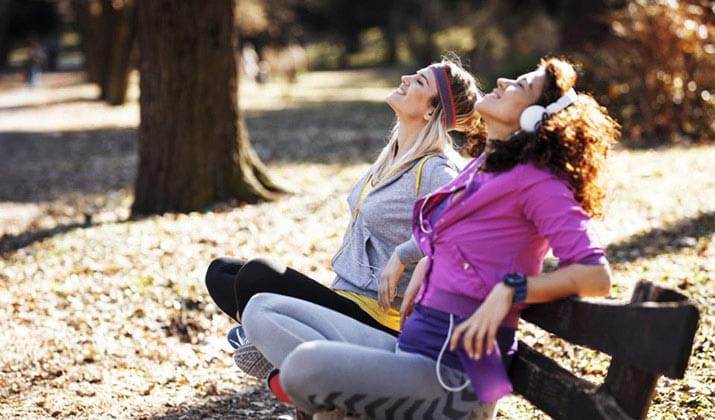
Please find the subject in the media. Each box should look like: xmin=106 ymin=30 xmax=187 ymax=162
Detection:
xmin=435 ymin=314 xmax=471 ymax=392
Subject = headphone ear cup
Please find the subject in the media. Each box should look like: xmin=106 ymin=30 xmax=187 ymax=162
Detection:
xmin=520 ymin=105 xmax=546 ymax=132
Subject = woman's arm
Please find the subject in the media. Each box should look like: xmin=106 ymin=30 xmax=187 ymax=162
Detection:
xmin=522 ymin=262 xmax=611 ymax=303
xmin=378 ymin=235 xmax=426 ymax=311
xmin=377 ymin=251 xmax=405 ymax=311
xmin=450 ymin=263 xmax=611 ymax=359
xmin=400 ymin=257 xmax=427 ymax=327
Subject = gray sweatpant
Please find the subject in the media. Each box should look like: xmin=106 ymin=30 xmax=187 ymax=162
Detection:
xmin=243 ymin=293 xmax=495 ymax=419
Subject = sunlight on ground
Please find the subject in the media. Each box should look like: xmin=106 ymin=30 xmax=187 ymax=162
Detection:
xmin=0 ymin=68 xmax=399 ymax=132
xmin=241 ymin=68 xmax=400 ymax=110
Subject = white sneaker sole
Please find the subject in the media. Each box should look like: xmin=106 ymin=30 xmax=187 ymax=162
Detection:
xmin=233 ymin=344 xmax=274 ymax=379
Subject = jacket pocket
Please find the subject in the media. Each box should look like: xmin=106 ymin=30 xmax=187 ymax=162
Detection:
xmin=331 ymin=219 xmax=376 ymax=290
xmin=448 ymin=244 xmax=489 ymax=295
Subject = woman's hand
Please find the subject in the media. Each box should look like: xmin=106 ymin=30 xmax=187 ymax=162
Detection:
xmin=400 ymin=257 xmax=426 ymax=327
xmin=378 ymin=252 xmax=405 ymax=311
xmin=450 ymin=283 xmax=514 ymax=359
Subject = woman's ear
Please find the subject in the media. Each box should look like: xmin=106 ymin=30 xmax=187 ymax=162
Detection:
xmin=423 ymin=109 xmax=435 ymax=122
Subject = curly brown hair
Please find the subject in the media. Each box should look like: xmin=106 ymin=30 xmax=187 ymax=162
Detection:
xmin=473 ymin=57 xmax=620 ymax=217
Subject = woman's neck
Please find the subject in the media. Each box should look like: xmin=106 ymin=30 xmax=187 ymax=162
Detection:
xmin=395 ymin=120 xmax=424 ymax=160
xmin=485 ymin=120 xmax=519 ymax=141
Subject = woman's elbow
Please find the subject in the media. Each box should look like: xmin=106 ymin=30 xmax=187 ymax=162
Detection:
xmin=582 ymin=263 xmax=612 ymax=297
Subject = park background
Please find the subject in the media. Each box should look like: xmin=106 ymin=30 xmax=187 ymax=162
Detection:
xmin=0 ymin=0 xmax=713 ymax=418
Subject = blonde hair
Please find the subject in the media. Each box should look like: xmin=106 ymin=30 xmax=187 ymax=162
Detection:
xmin=370 ymin=58 xmax=485 ymax=183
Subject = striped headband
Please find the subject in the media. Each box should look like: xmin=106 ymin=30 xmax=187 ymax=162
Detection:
xmin=429 ymin=64 xmax=457 ymax=130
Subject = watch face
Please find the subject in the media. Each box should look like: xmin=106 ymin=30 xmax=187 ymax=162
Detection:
xmin=505 ymin=273 xmax=525 ymax=286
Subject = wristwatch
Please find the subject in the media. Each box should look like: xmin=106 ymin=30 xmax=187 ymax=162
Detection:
xmin=503 ymin=272 xmax=528 ymax=303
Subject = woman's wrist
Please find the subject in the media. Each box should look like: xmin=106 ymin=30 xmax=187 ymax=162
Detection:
xmin=493 ymin=282 xmax=515 ymax=303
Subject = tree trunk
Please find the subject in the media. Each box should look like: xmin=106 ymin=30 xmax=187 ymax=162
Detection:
xmin=101 ymin=0 xmax=136 ymax=104
xmin=0 ymin=0 xmax=11 ymax=69
xmin=132 ymin=0 xmax=283 ymax=216
xmin=72 ymin=0 xmax=135 ymax=104
xmin=73 ymin=0 xmax=106 ymax=84
xmin=384 ymin=5 xmax=400 ymax=65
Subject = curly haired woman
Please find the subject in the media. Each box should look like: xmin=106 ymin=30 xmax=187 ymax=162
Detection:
xmin=242 ymin=57 xmax=620 ymax=419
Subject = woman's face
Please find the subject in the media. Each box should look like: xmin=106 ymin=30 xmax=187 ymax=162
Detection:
xmin=386 ymin=67 xmax=438 ymax=123
xmin=475 ymin=69 xmax=546 ymax=130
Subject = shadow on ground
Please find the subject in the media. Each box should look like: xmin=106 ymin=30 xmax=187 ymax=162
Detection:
xmin=137 ymin=388 xmax=294 ymax=420
xmin=0 ymin=128 xmax=137 ymax=202
xmin=0 ymin=101 xmax=392 ymax=204
xmin=0 ymin=219 xmax=96 ymax=256
xmin=246 ymin=100 xmax=392 ymax=164
xmin=606 ymin=211 xmax=715 ymax=264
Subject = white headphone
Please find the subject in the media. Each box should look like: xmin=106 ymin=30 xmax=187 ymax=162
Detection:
xmin=519 ymin=88 xmax=578 ymax=132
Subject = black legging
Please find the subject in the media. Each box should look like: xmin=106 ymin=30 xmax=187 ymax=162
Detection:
xmin=204 ymin=257 xmax=399 ymax=336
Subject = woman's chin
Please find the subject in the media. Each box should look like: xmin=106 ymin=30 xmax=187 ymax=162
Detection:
xmin=385 ymin=94 xmax=400 ymax=111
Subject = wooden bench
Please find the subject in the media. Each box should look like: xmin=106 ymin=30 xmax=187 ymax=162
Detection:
xmin=505 ymin=280 xmax=700 ymax=419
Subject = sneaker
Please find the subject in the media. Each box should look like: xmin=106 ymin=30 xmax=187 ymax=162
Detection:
xmin=267 ymin=368 xmax=291 ymax=403
xmin=226 ymin=324 xmax=249 ymax=349
xmin=227 ymin=325 xmax=274 ymax=379
xmin=267 ymin=370 xmax=311 ymax=420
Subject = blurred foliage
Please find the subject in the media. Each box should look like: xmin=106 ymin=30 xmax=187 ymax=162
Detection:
xmin=234 ymin=0 xmax=714 ymax=144
xmin=305 ymin=41 xmax=346 ymax=70
xmin=344 ymin=27 xmax=391 ymax=68
xmin=4 ymin=0 xmax=60 ymax=39
xmin=434 ymin=26 xmax=477 ymax=54
xmin=234 ymin=0 xmax=487 ymax=69
xmin=577 ymin=0 xmax=715 ymax=144
xmin=4 ymin=0 xmax=711 ymax=145
xmin=0 ymin=0 xmax=61 ymax=67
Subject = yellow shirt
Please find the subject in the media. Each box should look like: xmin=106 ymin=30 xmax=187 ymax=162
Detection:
xmin=334 ymin=290 xmax=401 ymax=332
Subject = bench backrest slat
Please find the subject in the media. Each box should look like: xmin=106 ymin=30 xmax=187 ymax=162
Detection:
xmin=520 ymin=290 xmax=699 ymax=378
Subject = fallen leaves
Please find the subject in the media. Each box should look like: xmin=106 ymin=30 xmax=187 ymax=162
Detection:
xmin=1 ymin=70 xmax=713 ymax=420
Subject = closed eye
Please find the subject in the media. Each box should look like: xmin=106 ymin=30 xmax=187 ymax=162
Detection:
xmin=419 ymin=72 xmax=430 ymax=87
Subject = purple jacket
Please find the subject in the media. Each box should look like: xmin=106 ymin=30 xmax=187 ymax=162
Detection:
xmin=413 ymin=156 xmax=607 ymax=328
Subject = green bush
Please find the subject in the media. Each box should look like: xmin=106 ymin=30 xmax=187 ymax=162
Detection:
xmin=578 ymin=0 xmax=714 ymax=144
xmin=306 ymin=41 xmax=346 ymax=70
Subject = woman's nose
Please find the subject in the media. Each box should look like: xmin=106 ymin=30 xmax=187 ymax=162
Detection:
xmin=401 ymin=75 xmax=409 ymax=84
xmin=496 ymin=78 xmax=508 ymax=89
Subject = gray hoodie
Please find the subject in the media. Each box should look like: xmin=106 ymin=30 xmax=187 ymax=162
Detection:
xmin=330 ymin=153 xmax=459 ymax=308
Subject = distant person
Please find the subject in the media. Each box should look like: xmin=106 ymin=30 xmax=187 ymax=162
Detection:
xmin=204 ymin=58 xmax=485 ymax=391
xmin=239 ymin=43 xmax=260 ymax=83
xmin=242 ymin=57 xmax=619 ymax=419
xmin=25 ymin=40 xmax=46 ymax=87
xmin=256 ymin=59 xmax=269 ymax=84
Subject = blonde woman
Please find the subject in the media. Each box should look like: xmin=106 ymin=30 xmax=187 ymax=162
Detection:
xmin=204 ymin=59 xmax=485 ymax=385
